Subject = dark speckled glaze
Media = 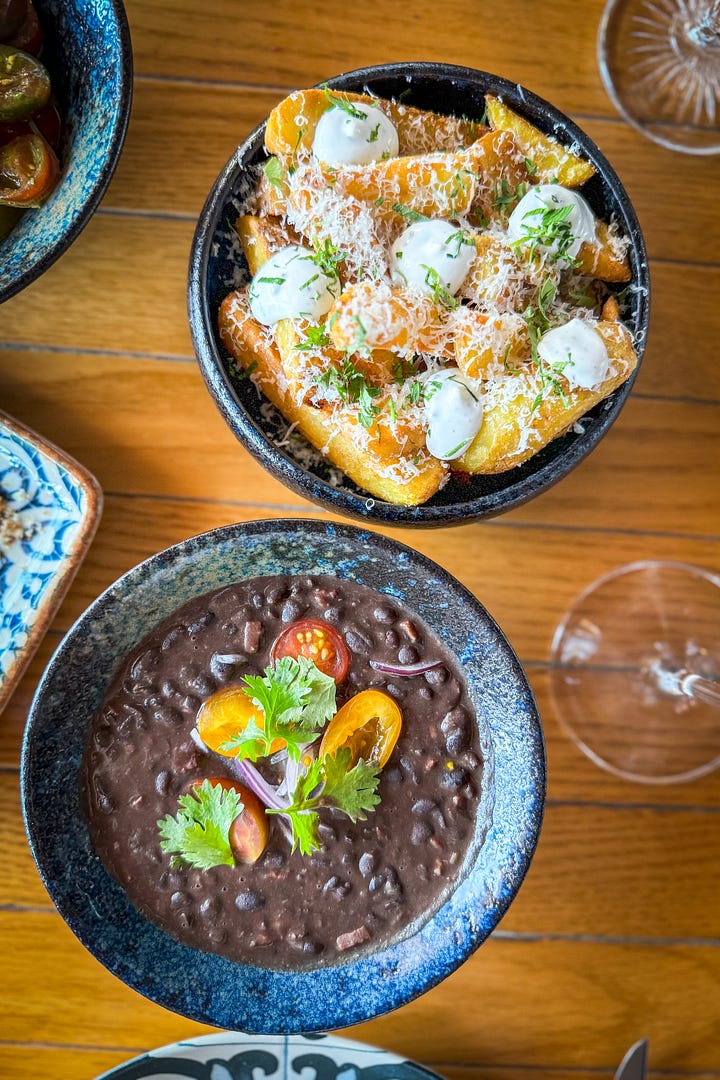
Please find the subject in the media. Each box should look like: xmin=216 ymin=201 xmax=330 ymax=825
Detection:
xmin=0 ymin=0 xmax=133 ymax=304
xmin=21 ymin=519 xmax=545 ymax=1034
xmin=188 ymin=62 xmax=650 ymax=528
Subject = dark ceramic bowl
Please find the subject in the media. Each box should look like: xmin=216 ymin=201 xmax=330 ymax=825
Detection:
xmin=21 ymin=518 xmax=545 ymax=1033
xmin=188 ymin=62 xmax=650 ymax=527
xmin=0 ymin=0 xmax=133 ymax=304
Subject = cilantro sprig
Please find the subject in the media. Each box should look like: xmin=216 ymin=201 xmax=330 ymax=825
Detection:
xmin=157 ymin=780 xmax=243 ymax=870
xmin=221 ymin=656 xmax=336 ymax=762
xmin=270 ymin=749 xmax=381 ymax=855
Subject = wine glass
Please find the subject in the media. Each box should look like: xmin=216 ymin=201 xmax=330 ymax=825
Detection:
xmin=598 ymin=0 xmax=720 ymax=154
xmin=549 ymin=561 xmax=720 ymax=784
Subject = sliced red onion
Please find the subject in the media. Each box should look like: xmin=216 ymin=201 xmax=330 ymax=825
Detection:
xmin=211 ymin=652 xmax=247 ymax=665
xmin=369 ymin=658 xmax=445 ymax=677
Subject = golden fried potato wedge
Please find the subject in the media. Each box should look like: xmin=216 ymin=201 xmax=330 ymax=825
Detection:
xmin=455 ymin=319 xmax=637 ymax=474
xmin=485 ymin=95 xmax=596 ymax=188
xmin=338 ymin=151 xmax=476 ymax=219
xmin=462 ymin=233 xmax=555 ymax=313
xmin=218 ymin=291 xmax=444 ymax=505
xmin=466 ymin=129 xmax=531 ymax=225
xmin=265 ymin=88 xmax=487 ymax=163
xmin=576 ymin=221 xmax=632 ymax=282
xmin=236 ymin=213 xmax=299 ymax=274
xmin=454 ymin=308 xmax=529 ymax=379
xmin=329 ymin=281 xmax=455 ymax=358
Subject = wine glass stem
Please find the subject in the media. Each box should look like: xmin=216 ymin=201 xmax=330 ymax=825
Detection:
xmin=682 ymin=673 xmax=720 ymax=707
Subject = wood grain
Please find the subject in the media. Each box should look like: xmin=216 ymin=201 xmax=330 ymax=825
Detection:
xmin=0 ymin=348 xmax=718 ymax=536
xmin=1 ymin=911 xmax=718 ymax=1070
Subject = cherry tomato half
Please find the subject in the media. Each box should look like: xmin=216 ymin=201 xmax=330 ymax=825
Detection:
xmin=0 ymin=131 xmax=58 ymax=205
xmin=271 ymin=618 xmax=350 ymax=683
xmin=192 ymin=777 xmax=269 ymax=864
xmin=319 ymin=689 xmax=402 ymax=769
xmin=0 ymin=44 xmax=50 ymax=121
xmin=197 ymin=685 xmax=285 ymax=756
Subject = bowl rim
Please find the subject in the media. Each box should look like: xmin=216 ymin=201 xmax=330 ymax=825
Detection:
xmin=0 ymin=0 xmax=134 ymax=305
xmin=20 ymin=516 xmax=546 ymax=1033
xmin=188 ymin=60 xmax=650 ymax=528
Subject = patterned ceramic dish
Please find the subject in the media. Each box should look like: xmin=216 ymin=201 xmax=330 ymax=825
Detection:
xmin=96 ymin=1031 xmax=444 ymax=1079
xmin=0 ymin=0 xmax=133 ymax=304
xmin=0 ymin=410 xmax=102 ymax=714
xmin=22 ymin=518 xmax=545 ymax=1033
xmin=188 ymin=62 xmax=650 ymax=527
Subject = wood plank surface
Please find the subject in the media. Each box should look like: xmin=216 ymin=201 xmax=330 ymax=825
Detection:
xmin=0 ymin=348 xmax=718 ymax=536
xmin=2 ymin=0 xmax=719 ymax=1075
xmin=2 ymin=910 xmax=718 ymax=1071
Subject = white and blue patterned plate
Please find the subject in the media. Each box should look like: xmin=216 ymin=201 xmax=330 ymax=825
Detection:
xmin=0 ymin=411 xmax=102 ymax=713
xmin=95 ymin=1032 xmax=444 ymax=1080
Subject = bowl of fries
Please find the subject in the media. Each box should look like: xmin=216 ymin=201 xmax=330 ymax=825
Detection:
xmin=188 ymin=62 xmax=649 ymax=526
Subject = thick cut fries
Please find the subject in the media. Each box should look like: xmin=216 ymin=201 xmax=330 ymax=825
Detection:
xmin=217 ymin=87 xmax=638 ymax=505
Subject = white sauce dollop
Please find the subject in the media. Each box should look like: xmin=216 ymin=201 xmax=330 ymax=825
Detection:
xmin=421 ymin=368 xmax=484 ymax=460
xmin=507 ymin=184 xmax=596 ymax=262
xmin=313 ymin=102 xmax=399 ymax=166
xmin=390 ymin=220 xmax=476 ymax=297
xmin=537 ymin=318 xmax=610 ymax=390
xmin=248 ymin=246 xmax=335 ymax=325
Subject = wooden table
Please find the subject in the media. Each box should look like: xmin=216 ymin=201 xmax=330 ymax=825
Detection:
xmin=2 ymin=1 xmax=719 ymax=1076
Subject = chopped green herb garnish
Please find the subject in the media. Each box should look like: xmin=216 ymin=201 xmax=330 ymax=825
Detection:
xmin=263 ymin=156 xmax=286 ymax=191
xmin=523 ymin=277 xmax=571 ymax=411
xmin=310 ymin=236 xmax=347 ymax=280
xmin=392 ymin=202 xmax=428 ymax=223
xmin=257 ymin=276 xmax=286 ymax=286
xmin=295 ymin=325 xmax=332 ymax=351
xmin=421 ymin=264 xmax=459 ymax=311
xmin=445 ymin=229 xmax=476 ymax=258
xmin=511 ymin=201 xmax=579 ymax=267
xmin=524 ymin=157 xmax=538 ymax=175
xmin=157 ymin=780 xmax=243 ymax=870
xmin=288 ymin=128 xmax=305 ymax=175
xmin=316 ymin=356 xmax=381 ymax=429
xmin=374 ymin=196 xmax=385 ymax=207
xmin=323 ymin=84 xmax=367 ymax=120
xmin=368 ymin=122 xmax=380 ymax=143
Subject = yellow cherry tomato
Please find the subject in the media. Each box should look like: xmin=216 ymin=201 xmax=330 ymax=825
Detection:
xmin=196 ymin=686 xmax=284 ymax=756
xmin=319 ymin=689 xmax=402 ymax=769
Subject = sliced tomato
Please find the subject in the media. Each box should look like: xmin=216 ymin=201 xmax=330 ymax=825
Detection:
xmin=196 ymin=685 xmax=284 ymax=756
xmin=192 ymin=777 xmax=269 ymax=864
xmin=271 ymin=618 xmax=350 ymax=683
xmin=319 ymin=689 xmax=402 ymax=769
xmin=0 ymin=45 xmax=50 ymax=121
xmin=0 ymin=131 xmax=57 ymax=205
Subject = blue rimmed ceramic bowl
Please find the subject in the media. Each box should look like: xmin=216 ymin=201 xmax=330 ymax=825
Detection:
xmin=0 ymin=0 xmax=133 ymax=304
xmin=21 ymin=518 xmax=545 ymax=1033
xmin=188 ymin=61 xmax=650 ymax=528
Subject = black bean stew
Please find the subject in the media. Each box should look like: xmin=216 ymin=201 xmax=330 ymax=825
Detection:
xmin=82 ymin=575 xmax=482 ymax=970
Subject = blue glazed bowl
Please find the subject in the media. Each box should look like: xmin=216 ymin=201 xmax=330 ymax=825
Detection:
xmin=188 ymin=61 xmax=650 ymax=528
xmin=0 ymin=0 xmax=133 ymax=304
xmin=21 ymin=519 xmax=545 ymax=1034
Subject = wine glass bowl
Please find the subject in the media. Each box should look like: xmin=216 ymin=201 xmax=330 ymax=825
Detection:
xmin=598 ymin=0 xmax=720 ymax=154
xmin=550 ymin=561 xmax=720 ymax=784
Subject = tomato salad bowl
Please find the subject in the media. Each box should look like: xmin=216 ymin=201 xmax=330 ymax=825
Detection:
xmin=21 ymin=518 xmax=545 ymax=1033
xmin=0 ymin=0 xmax=132 ymax=303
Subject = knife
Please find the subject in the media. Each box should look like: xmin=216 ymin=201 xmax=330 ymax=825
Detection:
xmin=614 ymin=1039 xmax=649 ymax=1080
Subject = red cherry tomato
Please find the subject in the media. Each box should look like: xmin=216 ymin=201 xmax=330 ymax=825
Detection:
xmin=192 ymin=777 xmax=269 ymax=865
xmin=0 ymin=131 xmax=58 ymax=205
xmin=271 ymin=618 xmax=350 ymax=683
